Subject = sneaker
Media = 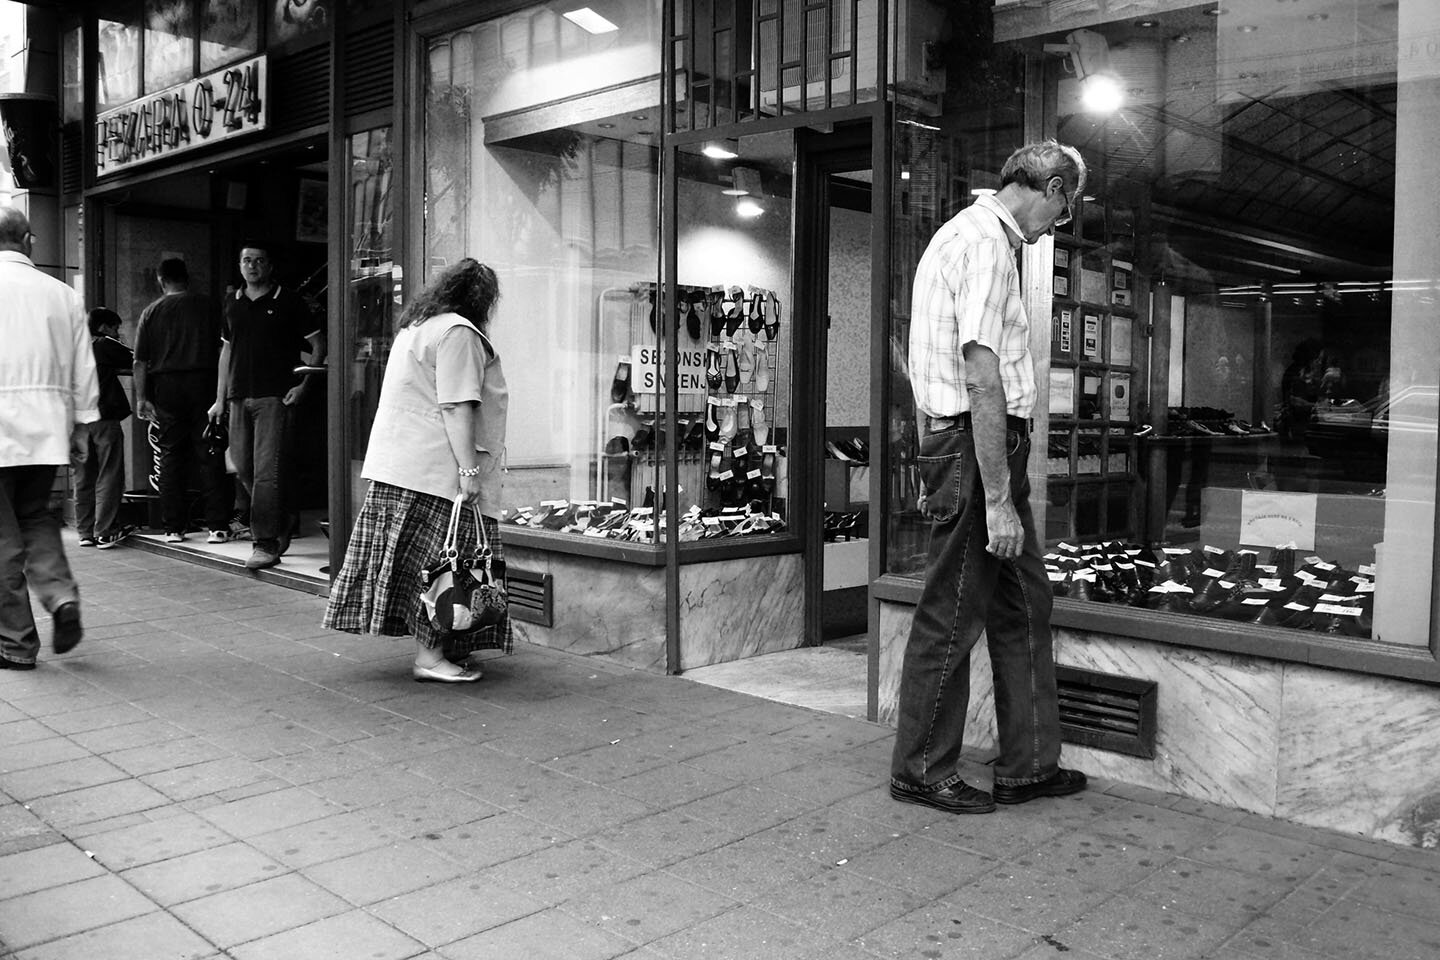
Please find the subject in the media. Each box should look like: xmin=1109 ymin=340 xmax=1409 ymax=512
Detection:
xmin=78 ymin=535 xmax=97 ymax=547
xmin=164 ymin=531 xmax=186 ymax=543
xmin=245 ymin=543 xmax=281 ymax=570
xmin=228 ymin=512 xmax=251 ymax=541
xmin=207 ymin=529 xmax=230 ymax=544
xmin=96 ymin=527 xmax=133 ymax=550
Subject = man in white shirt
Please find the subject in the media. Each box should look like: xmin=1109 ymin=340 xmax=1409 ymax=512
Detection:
xmin=0 ymin=207 xmax=99 ymax=667
xmin=890 ymin=141 xmax=1088 ymax=813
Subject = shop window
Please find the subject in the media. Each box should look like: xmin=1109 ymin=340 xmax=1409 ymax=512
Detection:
xmin=421 ymin=2 xmax=790 ymax=544
xmin=885 ymin=1 xmax=1437 ymax=654
xmin=144 ymin=0 xmax=195 ymax=93
xmin=200 ymin=1 xmax=260 ymax=72
xmin=98 ymin=7 xmax=142 ymax=110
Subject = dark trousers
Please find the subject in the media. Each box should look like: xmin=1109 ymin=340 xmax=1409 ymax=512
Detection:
xmin=890 ymin=421 xmax=1061 ymax=790
xmin=0 ymin=465 xmax=77 ymax=665
xmin=71 ymin=419 xmax=126 ymax=538
xmin=230 ymin=397 xmax=293 ymax=550
xmin=151 ymin=371 xmax=230 ymax=534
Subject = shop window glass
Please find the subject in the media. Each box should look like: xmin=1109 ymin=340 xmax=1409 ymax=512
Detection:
xmin=887 ymin=0 xmax=1435 ymax=652
xmin=269 ymin=0 xmax=331 ymax=51
xmin=144 ymin=0 xmax=195 ymax=93
xmin=61 ymin=27 xmax=82 ymax=124
xmin=199 ymin=0 xmax=259 ymax=73
xmin=98 ymin=7 xmax=142 ymax=110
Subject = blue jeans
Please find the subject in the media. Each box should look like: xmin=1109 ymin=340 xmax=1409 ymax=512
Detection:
xmin=229 ymin=397 xmax=292 ymax=550
xmin=890 ymin=419 xmax=1061 ymax=790
xmin=71 ymin=419 xmax=126 ymax=538
xmin=1 ymin=465 xmax=78 ymax=665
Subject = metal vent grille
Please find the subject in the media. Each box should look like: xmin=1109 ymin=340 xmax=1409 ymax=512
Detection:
xmin=269 ymin=46 xmax=330 ymax=134
xmin=61 ymin=122 xmax=82 ymax=195
xmin=506 ymin=568 xmax=553 ymax=627
xmin=1056 ymin=666 xmax=1157 ymax=759
xmin=344 ymin=20 xmax=392 ymax=117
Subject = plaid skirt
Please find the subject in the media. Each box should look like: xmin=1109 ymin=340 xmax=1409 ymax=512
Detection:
xmin=323 ymin=481 xmax=513 ymax=655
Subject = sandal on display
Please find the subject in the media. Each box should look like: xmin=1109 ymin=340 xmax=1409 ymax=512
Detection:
xmin=737 ymin=344 xmax=754 ymax=385
xmin=754 ymin=355 xmax=770 ymax=392
xmin=750 ymin=398 xmax=766 ymax=429
xmin=725 ymin=285 xmax=746 ymax=336
xmin=706 ymin=348 xmax=723 ymax=389
xmin=724 ymin=347 xmax=740 ymax=393
xmin=719 ymin=401 xmax=738 ymax=441
xmin=763 ymin=292 xmax=782 ymax=341
xmin=691 ymin=290 xmax=710 ymax=340
xmin=708 ymin=287 xmax=727 ymax=337
xmin=676 ymin=295 xmax=691 ymax=339
xmin=748 ymin=290 xmax=766 ymax=334
xmin=705 ymin=398 xmax=720 ymax=442
xmin=611 ymin=359 xmax=632 ymax=403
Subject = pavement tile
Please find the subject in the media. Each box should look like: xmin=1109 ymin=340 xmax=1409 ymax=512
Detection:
xmin=1049 ymin=894 xmax=1235 ymax=960
xmin=0 ymin=874 xmax=157 ymax=949
xmin=343 ymin=724 xmax=469 ymax=764
xmin=302 ymin=838 xmax=471 ymax=905
xmin=560 ymin=871 xmax=736 ymax=946
xmin=2 ymin=718 xmax=65 ymax=746
xmin=81 ymin=811 xmax=234 ymax=871
xmin=471 ymin=837 xmax=651 ymax=902
xmin=103 ymin=737 xmax=232 ymax=777
xmin=643 ymin=903 xmax=847 ymax=960
xmin=482 ymin=721 xmax=618 ymax=764
xmin=193 ymin=785 xmax=340 ymax=838
xmin=605 ymin=761 xmax=741 ymax=810
xmin=0 ymin=842 xmax=107 ymax=899
xmin=247 ymin=809 xmax=400 ymax=869
xmin=67 ymin=718 xmax=192 ymax=755
xmin=353 ymin=786 xmax=506 ymax=840
xmin=537 ymin=741 xmax=672 ymax=785
xmin=1186 ymin=826 xmax=1339 ymax=882
xmin=839 ymin=831 xmax=997 ymax=901
xmin=750 ymin=758 xmax=879 ymax=807
xmin=120 ymin=841 xmax=286 ymax=906
xmin=2 ymin=756 xmax=131 ymax=802
xmin=303 ymin=764 xmax=435 ymax=810
xmin=255 ymin=742 xmax=384 ymax=785
xmin=1127 ymin=857 xmax=1299 ymax=921
xmin=10 ymin=909 xmax=216 ymax=960
xmin=1217 ymin=918 xmax=1334 ymax=959
xmin=367 ymin=873 xmax=549 ymax=948
xmin=0 ymin=737 xmax=91 ymax=773
xmin=439 ymin=906 xmax=638 ymax=960
xmin=198 ymin=720 xmax=341 ymax=760
xmin=1347 ymin=858 xmax=1440 ymax=921
xmin=505 ymin=782 xmax=655 ymax=837
xmin=945 ymin=861 xmax=1114 ymax=933
xmin=26 ymin=779 xmax=172 ymax=829
xmin=614 ymin=726 xmax=744 ymax=763
xmin=1296 ymin=898 xmax=1440 ymax=960
xmin=751 ymin=806 xmax=905 ymax=867
xmin=415 ymin=812 xmax=571 ymax=870
xmin=227 ymin=908 xmax=425 ymax=960
xmin=678 ymin=739 xmax=815 ymax=783
xmin=37 ymin=702 xmax=155 ymax=736
xmin=748 ymin=863 xmax=929 ymax=940
xmin=1006 ymin=826 xmax=1170 ymax=892
xmin=2 ymin=689 xmax=124 ymax=721
xmin=170 ymin=873 xmax=350 ymax=948
xmin=139 ymin=756 xmax=275 ymax=802
xmin=662 ymin=835 xmax=829 ymax=902
xmin=1006 ymin=943 xmax=1110 ymax=960
xmin=768 ymin=715 xmax=895 ymax=757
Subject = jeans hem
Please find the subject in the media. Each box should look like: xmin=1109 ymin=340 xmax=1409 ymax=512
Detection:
xmin=993 ymin=769 xmax=1058 ymax=787
xmin=890 ymin=771 xmax=966 ymax=794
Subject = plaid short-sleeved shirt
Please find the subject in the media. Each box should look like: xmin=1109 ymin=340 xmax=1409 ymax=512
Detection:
xmin=908 ymin=194 xmax=1036 ymax=420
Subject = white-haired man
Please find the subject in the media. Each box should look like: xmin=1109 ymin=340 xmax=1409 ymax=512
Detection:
xmin=890 ymin=141 xmax=1089 ymax=814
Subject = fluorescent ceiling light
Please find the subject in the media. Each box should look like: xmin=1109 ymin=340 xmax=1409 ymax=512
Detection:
xmin=702 ymin=141 xmax=739 ymax=160
xmin=1081 ymin=74 xmax=1124 ymax=113
xmin=735 ymin=199 xmax=765 ymax=218
xmin=563 ymin=7 xmax=619 ymax=33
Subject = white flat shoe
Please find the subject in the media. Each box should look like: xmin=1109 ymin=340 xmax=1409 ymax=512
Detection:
xmin=412 ymin=663 xmax=483 ymax=683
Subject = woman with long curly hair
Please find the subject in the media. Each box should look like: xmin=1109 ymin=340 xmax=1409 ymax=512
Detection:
xmin=323 ymin=259 xmax=510 ymax=682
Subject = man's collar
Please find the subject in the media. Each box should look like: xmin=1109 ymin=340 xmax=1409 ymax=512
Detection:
xmin=0 ymin=249 xmax=35 ymax=266
xmin=973 ymin=194 xmax=1024 ymax=249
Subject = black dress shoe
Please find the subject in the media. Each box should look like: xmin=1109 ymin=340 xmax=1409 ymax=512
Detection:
xmin=52 ymin=601 xmax=83 ymax=655
xmin=890 ymin=780 xmax=996 ymax=815
xmin=0 ymin=657 xmax=37 ymax=670
xmin=992 ymin=768 xmax=1087 ymax=805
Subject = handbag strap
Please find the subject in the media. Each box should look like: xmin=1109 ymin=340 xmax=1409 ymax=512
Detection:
xmin=442 ymin=495 xmax=465 ymax=564
xmin=473 ymin=503 xmax=491 ymax=557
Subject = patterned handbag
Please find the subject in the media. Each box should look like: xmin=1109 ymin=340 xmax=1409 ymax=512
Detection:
xmin=419 ymin=496 xmax=507 ymax=632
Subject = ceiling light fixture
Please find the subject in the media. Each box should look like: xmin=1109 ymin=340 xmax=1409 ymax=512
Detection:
xmin=702 ymin=140 xmax=739 ymax=160
xmin=724 ymin=166 xmax=762 ymax=196
xmin=1045 ymin=28 xmax=1124 ymax=114
xmin=735 ymin=198 xmax=765 ymax=218
xmin=562 ymin=7 xmax=619 ymax=34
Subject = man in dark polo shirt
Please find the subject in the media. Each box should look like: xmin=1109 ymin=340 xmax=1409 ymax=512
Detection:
xmin=133 ymin=258 xmax=230 ymax=544
xmin=208 ymin=241 xmax=324 ymax=570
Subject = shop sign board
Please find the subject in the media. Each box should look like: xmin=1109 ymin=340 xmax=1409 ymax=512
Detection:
xmin=630 ymin=344 xmax=707 ymax=395
xmin=95 ymin=55 xmax=267 ymax=175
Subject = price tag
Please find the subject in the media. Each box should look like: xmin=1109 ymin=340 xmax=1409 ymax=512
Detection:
xmin=1218 ymin=581 xmax=1236 ymax=590
xmin=1314 ymin=603 xmax=1361 ymax=616
xmin=1355 ymin=581 xmax=1375 ymax=593
xmin=746 ymin=469 xmax=762 ymax=480
xmin=1048 ymin=571 xmax=1067 ymax=582
xmin=1163 ymin=547 xmax=1191 ymax=555
xmin=762 ymin=444 xmax=779 ymax=453
xmin=1202 ymin=568 xmax=1225 ymax=578
xmin=1242 ymin=597 xmax=1271 ymax=606
xmin=1284 ymin=602 xmax=1310 ymax=612
xmin=1259 ymin=578 xmax=1284 ymax=591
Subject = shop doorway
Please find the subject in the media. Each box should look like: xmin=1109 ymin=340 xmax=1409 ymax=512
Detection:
xmin=797 ymin=128 xmax=874 ymax=647
xmin=96 ymin=142 xmax=333 ymax=586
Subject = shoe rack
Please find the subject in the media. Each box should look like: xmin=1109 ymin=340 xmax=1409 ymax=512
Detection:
xmin=599 ymin=282 xmax=789 ymax=539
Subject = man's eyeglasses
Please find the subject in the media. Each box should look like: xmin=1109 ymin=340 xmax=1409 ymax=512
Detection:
xmin=1053 ymin=185 xmax=1073 ymax=228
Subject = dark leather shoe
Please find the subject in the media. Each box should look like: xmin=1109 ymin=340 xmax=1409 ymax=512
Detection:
xmin=890 ymin=780 xmax=995 ymax=815
xmin=52 ymin=602 xmax=83 ymax=655
xmin=993 ymin=768 xmax=1088 ymax=805
xmin=0 ymin=657 xmax=37 ymax=670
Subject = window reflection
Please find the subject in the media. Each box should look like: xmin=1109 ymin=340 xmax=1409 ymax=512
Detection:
xmin=144 ymin=0 xmax=194 ymax=93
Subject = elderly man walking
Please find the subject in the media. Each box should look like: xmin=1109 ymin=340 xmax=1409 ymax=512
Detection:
xmin=0 ymin=207 xmax=99 ymax=668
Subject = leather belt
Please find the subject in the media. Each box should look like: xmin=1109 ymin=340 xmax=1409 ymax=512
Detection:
xmin=925 ymin=413 xmax=1032 ymax=434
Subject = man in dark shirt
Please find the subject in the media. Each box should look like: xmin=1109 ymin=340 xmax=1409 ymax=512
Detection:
xmin=72 ymin=308 xmax=133 ymax=549
xmin=133 ymin=258 xmax=231 ymax=544
xmin=209 ymin=241 xmax=324 ymax=570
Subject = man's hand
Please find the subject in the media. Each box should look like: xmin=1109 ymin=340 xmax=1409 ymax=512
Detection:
xmin=282 ymin=385 xmax=305 ymax=406
xmin=136 ymin=399 xmax=156 ymax=422
xmin=206 ymin=400 xmax=225 ymax=422
xmin=984 ymin=498 xmax=1024 ymax=560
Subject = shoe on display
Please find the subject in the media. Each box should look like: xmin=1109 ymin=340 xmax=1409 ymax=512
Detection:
xmin=719 ymin=402 xmax=737 ymax=441
xmin=611 ymin=359 xmax=632 ymax=403
xmin=723 ymin=348 xmax=739 ymax=393
xmin=754 ymin=355 xmax=770 ymax=392
xmin=705 ymin=398 xmax=720 ymax=441
xmin=207 ymin=529 xmax=230 ymax=544
xmin=706 ymin=348 xmax=723 ymax=389
xmin=737 ymin=342 xmax=754 ymax=384
xmin=676 ymin=295 xmax=690 ymax=339
xmin=164 ymin=531 xmax=186 ymax=543
xmin=763 ymin=292 xmax=782 ymax=341
xmin=708 ymin=287 xmax=727 ymax=337
xmin=748 ymin=291 xmax=765 ymax=334
xmin=693 ymin=290 xmax=711 ymax=338
xmin=684 ymin=290 xmax=703 ymax=339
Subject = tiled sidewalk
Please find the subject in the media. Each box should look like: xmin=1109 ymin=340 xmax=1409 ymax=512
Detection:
xmin=2 ymin=542 xmax=1438 ymax=959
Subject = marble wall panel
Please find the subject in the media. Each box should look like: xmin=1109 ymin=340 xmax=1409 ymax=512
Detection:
xmin=506 ymin=547 xmax=666 ymax=672
xmin=1277 ymin=664 xmax=1440 ymax=845
xmin=678 ymin=553 xmax=805 ymax=670
xmin=876 ymin=601 xmax=998 ymax=749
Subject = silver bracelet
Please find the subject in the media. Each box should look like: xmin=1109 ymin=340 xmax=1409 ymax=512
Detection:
xmin=458 ymin=465 xmax=481 ymax=477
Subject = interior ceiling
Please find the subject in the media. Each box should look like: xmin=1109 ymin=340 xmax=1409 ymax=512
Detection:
xmin=1052 ymin=4 xmax=1396 ymax=284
